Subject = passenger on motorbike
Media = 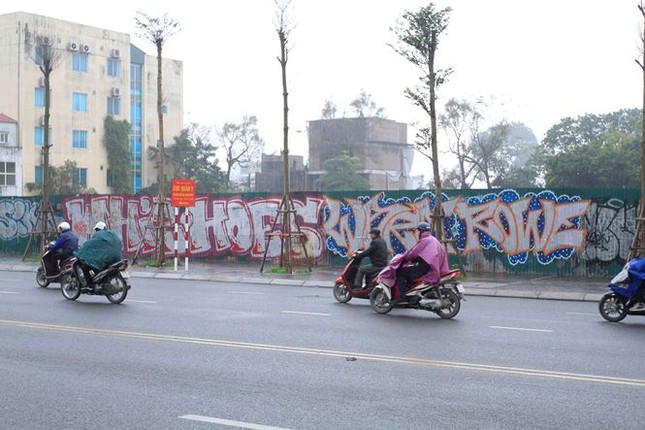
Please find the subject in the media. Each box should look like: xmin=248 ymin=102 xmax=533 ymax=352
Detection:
xmin=394 ymin=221 xmax=449 ymax=304
xmin=73 ymin=221 xmax=123 ymax=288
xmin=43 ymin=222 xmax=79 ymax=278
xmin=352 ymin=228 xmax=389 ymax=290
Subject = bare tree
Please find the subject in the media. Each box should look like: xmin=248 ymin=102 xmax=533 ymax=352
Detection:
xmin=22 ymin=29 xmax=64 ymax=256
xmin=390 ymin=4 xmax=452 ymax=240
xmin=349 ymin=89 xmax=385 ymax=118
xmin=134 ymin=11 xmax=180 ymax=267
xmin=321 ymin=99 xmax=337 ymax=119
xmin=217 ymin=115 xmax=265 ymax=188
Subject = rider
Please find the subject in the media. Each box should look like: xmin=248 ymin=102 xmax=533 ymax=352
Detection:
xmin=74 ymin=221 xmax=123 ymax=287
xmin=353 ymin=228 xmax=389 ymax=290
xmin=43 ymin=222 xmax=79 ymax=278
xmin=394 ymin=221 xmax=449 ymax=304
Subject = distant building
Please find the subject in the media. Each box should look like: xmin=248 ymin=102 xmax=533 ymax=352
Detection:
xmin=307 ymin=117 xmax=414 ymax=191
xmin=0 ymin=114 xmax=21 ymax=196
xmin=0 ymin=12 xmax=183 ymax=195
xmin=255 ymin=153 xmax=307 ymax=193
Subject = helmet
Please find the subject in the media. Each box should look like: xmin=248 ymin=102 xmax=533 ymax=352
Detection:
xmin=369 ymin=228 xmax=381 ymax=237
xmin=93 ymin=221 xmax=107 ymax=231
xmin=416 ymin=222 xmax=432 ymax=232
xmin=57 ymin=222 xmax=71 ymax=233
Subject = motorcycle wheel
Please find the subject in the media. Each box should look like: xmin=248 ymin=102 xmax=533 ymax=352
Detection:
xmin=369 ymin=288 xmax=393 ymax=314
xmin=434 ymin=289 xmax=461 ymax=319
xmin=61 ymin=275 xmax=81 ymax=301
xmin=105 ymin=274 xmax=128 ymax=304
xmin=36 ymin=267 xmax=50 ymax=288
xmin=333 ymin=282 xmax=352 ymax=303
xmin=599 ymin=292 xmax=628 ymax=322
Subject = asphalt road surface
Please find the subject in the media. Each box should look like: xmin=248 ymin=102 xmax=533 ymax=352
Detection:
xmin=1 ymin=270 xmax=645 ymax=429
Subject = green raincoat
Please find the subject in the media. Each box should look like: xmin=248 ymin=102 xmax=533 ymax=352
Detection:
xmin=74 ymin=229 xmax=123 ymax=271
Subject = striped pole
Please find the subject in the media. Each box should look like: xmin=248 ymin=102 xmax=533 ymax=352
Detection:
xmin=184 ymin=208 xmax=190 ymax=271
xmin=173 ymin=206 xmax=179 ymax=271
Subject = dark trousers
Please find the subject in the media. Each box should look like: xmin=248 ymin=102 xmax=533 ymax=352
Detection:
xmin=354 ymin=264 xmax=382 ymax=288
xmin=43 ymin=249 xmax=72 ymax=277
xmin=396 ymin=259 xmax=431 ymax=298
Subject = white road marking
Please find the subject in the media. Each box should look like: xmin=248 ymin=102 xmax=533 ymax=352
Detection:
xmin=127 ymin=300 xmax=158 ymax=304
xmin=0 ymin=291 xmax=19 ymax=294
xmin=281 ymin=310 xmax=330 ymax=316
xmin=565 ymin=312 xmax=598 ymax=316
xmin=179 ymin=415 xmax=291 ymax=429
xmin=228 ymin=291 xmax=265 ymax=295
xmin=489 ymin=325 xmax=553 ymax=333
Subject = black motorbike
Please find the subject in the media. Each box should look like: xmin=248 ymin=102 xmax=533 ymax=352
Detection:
xmin=60 ymin=259 xmax=131 ymax=304
xmin=332 ymin=252 xmax=379 ymax=303
xmin=36 ymin=243 xmax=77 ymax=288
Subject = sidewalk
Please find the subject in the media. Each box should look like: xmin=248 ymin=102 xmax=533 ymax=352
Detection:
xmin=0 ymin=257 xmax=609 ymax=302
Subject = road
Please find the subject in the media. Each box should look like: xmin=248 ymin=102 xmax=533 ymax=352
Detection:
xmin=1 ymin=270 xmax=645 ymax=429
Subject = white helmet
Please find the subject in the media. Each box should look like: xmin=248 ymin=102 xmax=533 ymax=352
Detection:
xmin=93 ymin=221 xmax=107 ymax=231
xmin=57 ymin=222 xmax=71 ymax=233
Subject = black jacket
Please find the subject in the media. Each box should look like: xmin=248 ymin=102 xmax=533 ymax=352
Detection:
xmin=357 ymin=237 xmax=389 ymax=268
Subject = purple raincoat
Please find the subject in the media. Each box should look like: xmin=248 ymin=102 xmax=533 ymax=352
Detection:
xmin=379 ymin=230 xmax=449 ymax=286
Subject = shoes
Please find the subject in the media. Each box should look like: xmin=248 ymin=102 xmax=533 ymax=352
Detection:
xmin=630 ymin=302 xmax=645 ymax=312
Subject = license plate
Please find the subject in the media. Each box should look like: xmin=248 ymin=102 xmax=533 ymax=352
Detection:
xmin=121 ymin=270 xmax=130 ymax=279
xmin=455 ymin=283 xmax=464 ymax=294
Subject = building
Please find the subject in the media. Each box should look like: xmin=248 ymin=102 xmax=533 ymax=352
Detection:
xmin=0 ymin=12 xmax=183 ymax=195
xmin=255 ymin=153 xmax=308 ymax=193
xmin=0 ymin=113 xmax=20 ymax=196
xmin=307 ymin=117 xmax=414 ymax=191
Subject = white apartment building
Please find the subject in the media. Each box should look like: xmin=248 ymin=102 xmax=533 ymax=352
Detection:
xmin=0 ymin=12 xmax=183 ymax=195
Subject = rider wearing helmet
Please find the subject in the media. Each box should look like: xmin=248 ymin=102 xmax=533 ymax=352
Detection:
xmin=394 ymin=221 xmax=449 ymax=304
xmin=43 ymin=221 xmax=79 ymax=278
xmin=353 ymin=228 xmax=389 ymax=290
xmin=73 ymin=221 xmax=123 ymax=287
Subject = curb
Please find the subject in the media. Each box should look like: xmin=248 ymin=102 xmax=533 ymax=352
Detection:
xmin=2 ymin=263 xmax=605 ymax=302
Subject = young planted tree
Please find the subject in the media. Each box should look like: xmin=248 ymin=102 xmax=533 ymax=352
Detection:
xmin=22 ymin=29 xmax=64 ymax=256
xmin=134 ymin=11 xmax=180 ymax=266
xmin=390 ymin=4 xmax=451 ymax=240
xmin=217 ymin=116 xmax=265 ymax=188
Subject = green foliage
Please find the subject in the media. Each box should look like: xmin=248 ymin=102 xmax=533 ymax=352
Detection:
xmin=539 ymin=109 xmax=641 ymax=188
xmin=151 ymin=124 xmax=227 ymax=194
xmin=103 ymin=116 xmax=132 ymax=194
xmin=28 ymin=160 xmax=97 ymax=195
xmin=319 ymin=151 xmax=369 ymax=191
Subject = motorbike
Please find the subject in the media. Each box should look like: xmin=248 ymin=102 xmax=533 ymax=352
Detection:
xmin=369 ymin=254 xmax=464 ymax=318
xmin=36 ymin=243 xmax=77 ymax=288
xmin=332 ymin=252 xmax=380 ymax=303
xmin=60 ymin=259 xmax=131 ymax=304
xmin=599 ymin=258 xmax=645 ymax=322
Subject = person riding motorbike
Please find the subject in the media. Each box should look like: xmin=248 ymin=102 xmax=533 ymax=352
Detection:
xmin=394 ymin=221 xmax=449 ymax=304
xmin=353 ymin=228 xmax=389 ymax=290
xmin=43 ymin=221 xmax=79 ymax=278
xmin=73 ymin=221 xmax=123 ymax=288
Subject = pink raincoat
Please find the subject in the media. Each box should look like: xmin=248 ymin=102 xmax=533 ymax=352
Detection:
xmin=378 ymin=231 xmax=449 ymax=287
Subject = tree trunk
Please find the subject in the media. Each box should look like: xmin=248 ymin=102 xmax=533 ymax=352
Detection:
xmin=156 ymin=41 xmax=166 ymax=266
xmin=279 ymin=29 xmax=292 ymax=273
xmin=428 ymin=31 xmax=444 ymax=242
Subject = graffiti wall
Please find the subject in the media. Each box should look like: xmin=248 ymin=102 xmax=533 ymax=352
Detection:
xmin=0 ymin=188 xmax=639 ymax=276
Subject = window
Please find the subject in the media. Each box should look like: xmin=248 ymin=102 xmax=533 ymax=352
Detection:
xmin=106 ymin=169 xmax=113 ymax=187
xmin=35 ymin=87 xmax=45 ymax=107
xmin=161 ymin=104 xmax=169 ymax=114
xmin=72 ymin=130 xmax=88 ymax=149
xmin=0 ymin=162 xmax=16 ymax=186
xmin=74 ymin=167 xmax=87 ymax=187
xmin=34 ymin=46 xmax=43 ymax=66
xmin=107 ymin=97 xmax=120 ymax=116
xmin=72 ymin=52 xmax=88 ymax=72
xmin=0 ymin=131 xmax=8 ymax=144
xmin=35 ymin=127 xmax=44 ymax=146
xmin=35 ymin=165 xmax=43 ymax=185
xmin=72 ymin=92 xmax=88 ymax=112
xmin=107 ymin=58 xmax=121 ymax=77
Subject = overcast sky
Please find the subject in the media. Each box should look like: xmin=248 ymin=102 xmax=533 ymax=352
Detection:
xmin=2 ymin=0 xmax=642 ymax=176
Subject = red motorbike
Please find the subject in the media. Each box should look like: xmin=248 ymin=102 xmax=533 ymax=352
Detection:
xmin=332 ymin=252 xmax=380 ymax=303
